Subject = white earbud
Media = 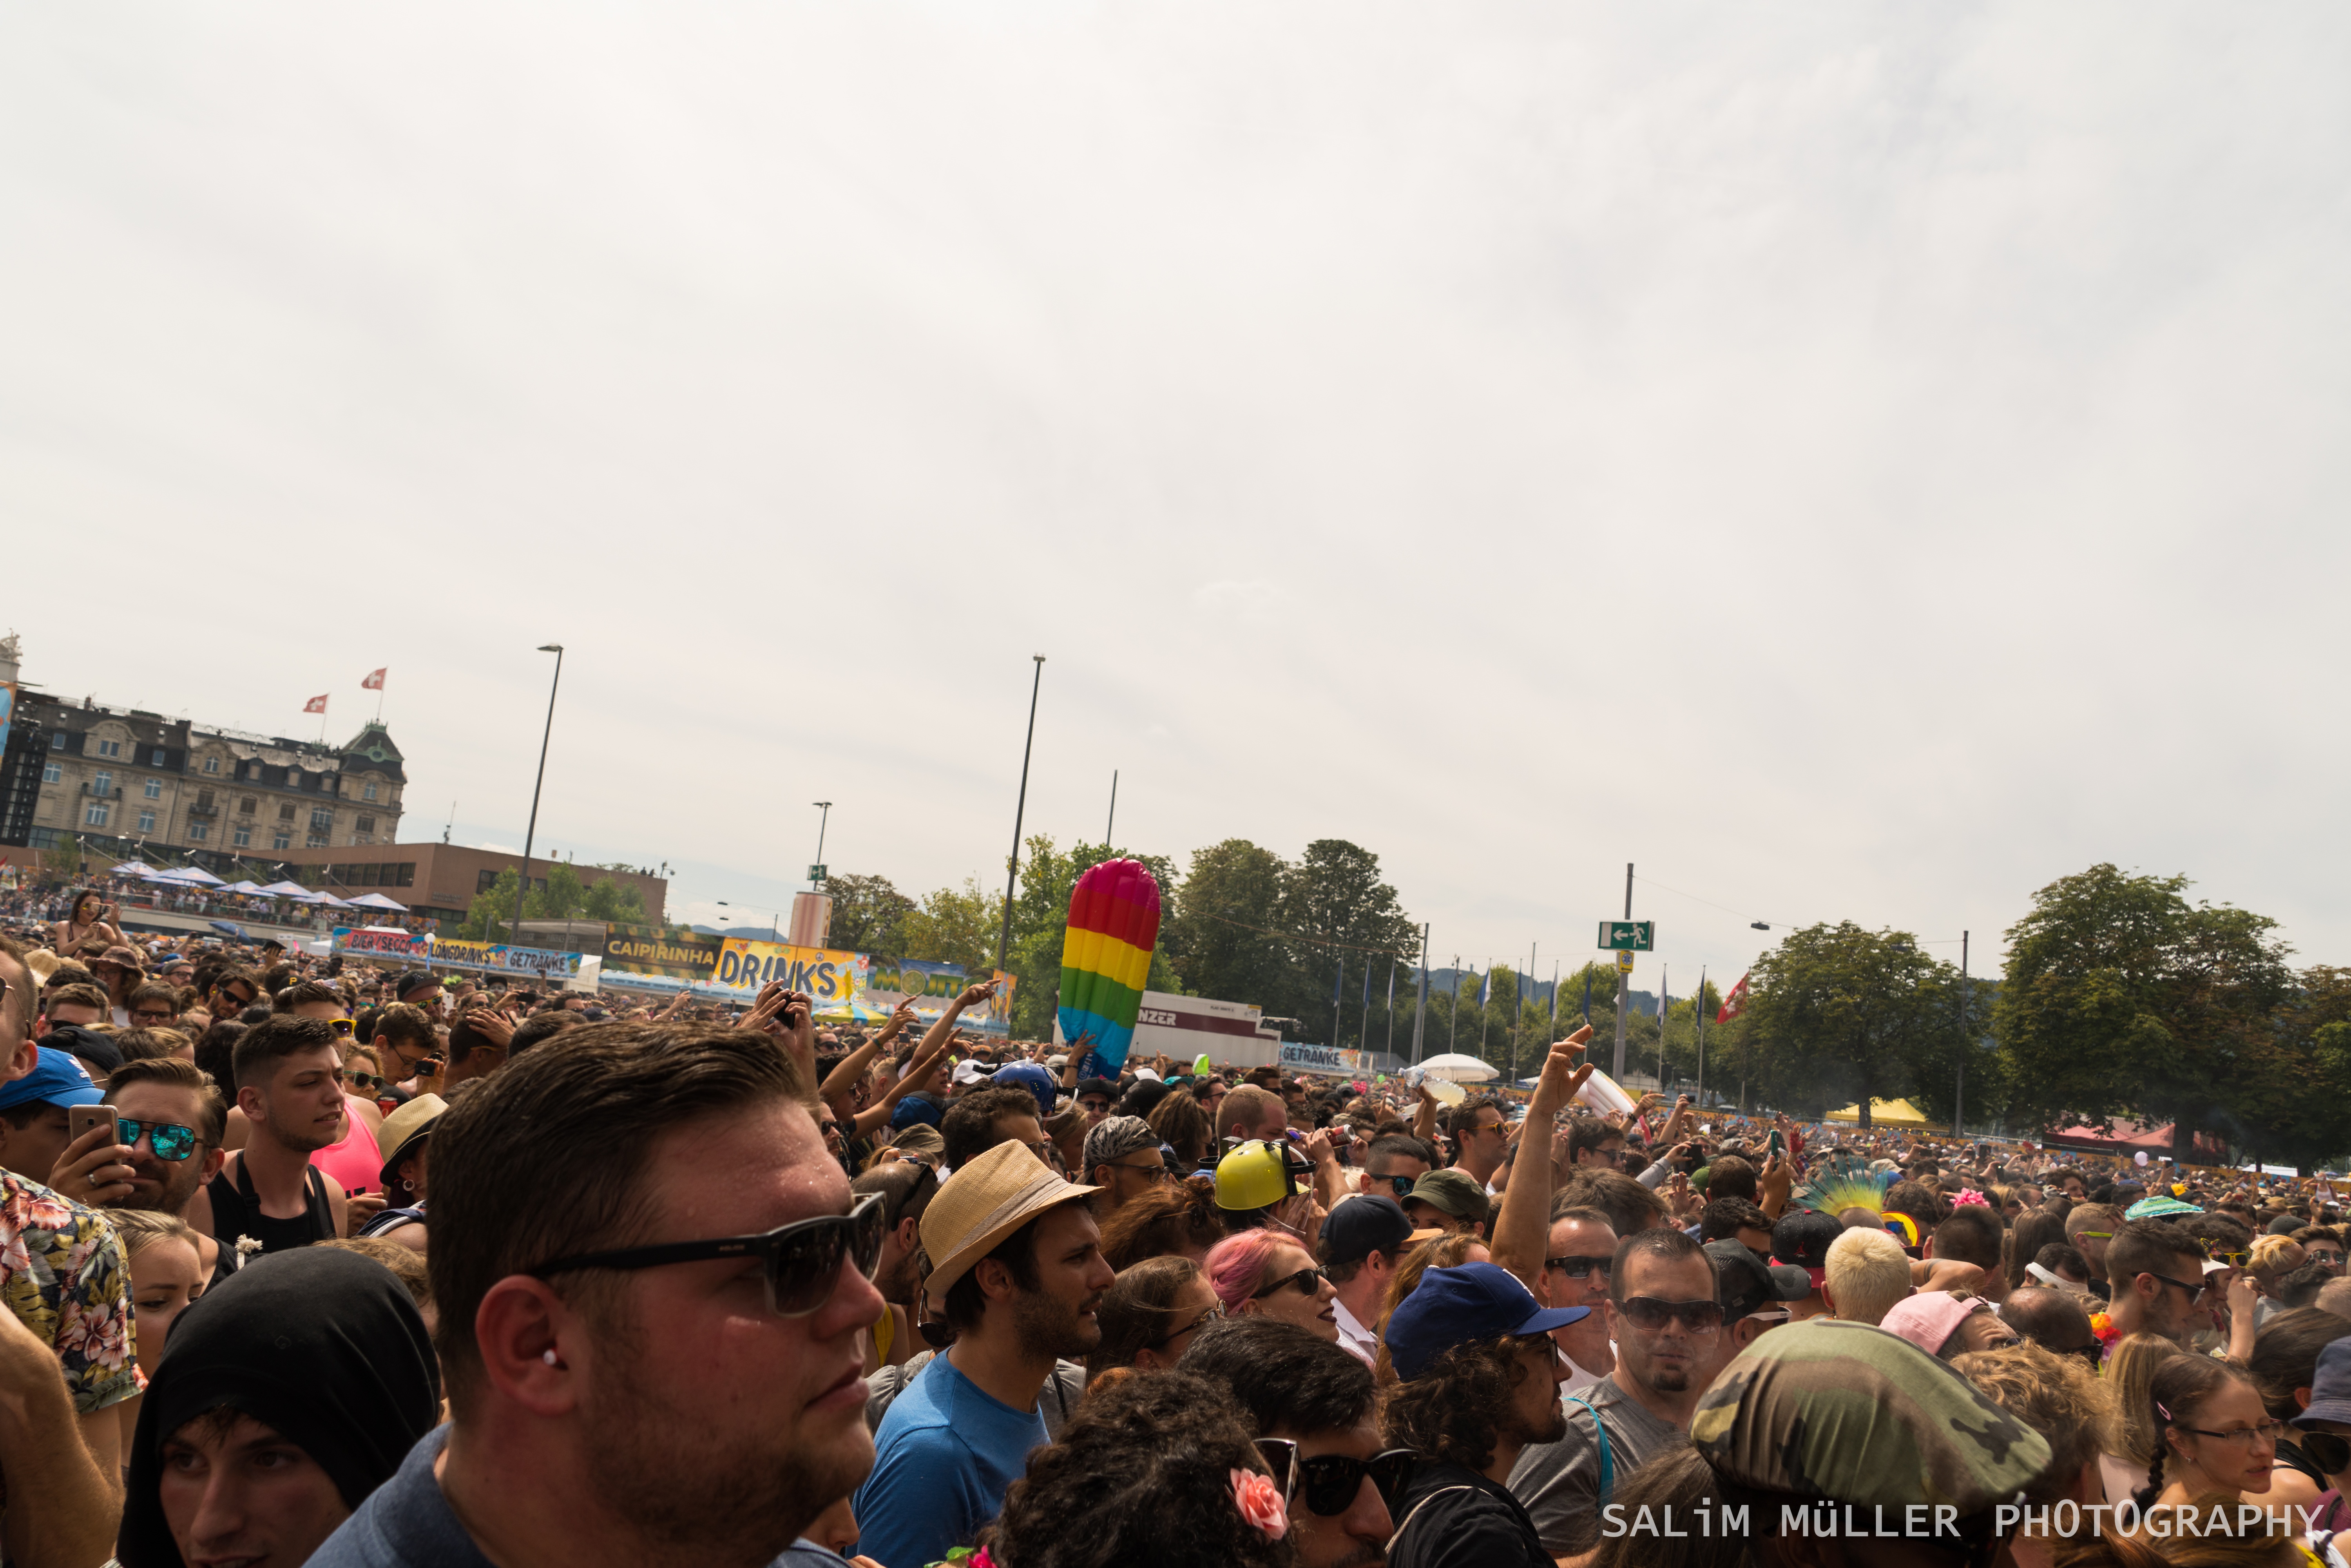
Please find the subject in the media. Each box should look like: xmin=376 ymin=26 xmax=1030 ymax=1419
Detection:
xmin=542 ymin=1349 xmax=560 ymax=1366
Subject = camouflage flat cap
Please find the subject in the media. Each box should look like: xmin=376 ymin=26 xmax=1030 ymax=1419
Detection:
xmin=1690 ymin=1318 xmax=2050 ymax=1515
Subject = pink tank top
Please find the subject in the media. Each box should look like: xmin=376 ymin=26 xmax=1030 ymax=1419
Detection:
xmin=310 ymin=1095 xmax=385 ymax=1197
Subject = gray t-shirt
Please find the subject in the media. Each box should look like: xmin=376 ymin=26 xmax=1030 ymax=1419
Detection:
xmin=1505 ymin=1374 xmax=1686 ymax=1554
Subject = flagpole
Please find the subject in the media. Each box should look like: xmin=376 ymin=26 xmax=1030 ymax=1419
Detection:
xmin=1384 ymin=956 xmax=1397 ymax=1059
xmin=1359 ymin=960 xmax=1372 ymax=1054
xmin=1695 ymin=965 xmax=1707 ymax=1108
xmin=1411 ymin=924 xmax=1430 ymax=1065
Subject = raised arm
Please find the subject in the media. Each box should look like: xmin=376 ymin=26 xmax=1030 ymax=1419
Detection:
xmin=1491 ymin=1027 xmax=1594 ymax=1295
xmin=821 ymin=1000 xmax=916 ymax=1110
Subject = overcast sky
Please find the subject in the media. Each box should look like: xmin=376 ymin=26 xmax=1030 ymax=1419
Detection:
xmin=7 ymin=4 xmax=2348 ymax=987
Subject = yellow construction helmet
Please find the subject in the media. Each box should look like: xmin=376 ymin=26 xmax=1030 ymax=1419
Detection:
xmin=1214 ymin=1138 xmax=1311 ymax=1212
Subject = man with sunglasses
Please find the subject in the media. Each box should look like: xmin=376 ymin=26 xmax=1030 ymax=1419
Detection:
xmin=2106 ymin=1217 xmax=2212 ymax=1347
xmin=312 ymin=1019 xmax=888 ymax=1568
xmin=1359 ymin=1134 xmax=1432 ymax=1202
xmin=1181 ymin=1316 xmax=1402 ymax=1568
xmin=849 ymin=1158 xmax=937 ymax=1372
xmin=206 ymin=967 xmax=263 ymax=1022
xmin=1508 ymin=1228 xmax=1722 ymax=1556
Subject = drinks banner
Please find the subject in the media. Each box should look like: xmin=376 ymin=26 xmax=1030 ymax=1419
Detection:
xmin=331 ymin=927 xmax=429 ymax=960
xmin=1280 ymin=1041 xmax=1364 ymax=1077
xmin=708 ymin=938 xmax=867 ymax=1004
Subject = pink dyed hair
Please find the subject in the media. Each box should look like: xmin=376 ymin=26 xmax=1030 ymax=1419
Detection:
xmin=1203 ymin=1229 xmax=1288 ymax=1315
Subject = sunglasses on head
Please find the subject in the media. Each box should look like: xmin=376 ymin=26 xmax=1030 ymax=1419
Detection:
xmin=1616 ymin=1295 xmax=1726 ymax=1333
xmin=1254 ymin=1439 xmax=1416 ymax=1517
xmin=528 ymin=1191 xmax=886 ymax=1317
xmin=118 ymin=1117 xmax=200 ymax=1162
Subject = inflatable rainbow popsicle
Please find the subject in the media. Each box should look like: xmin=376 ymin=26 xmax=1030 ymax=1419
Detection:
xmin=1057 ymin=858 xmax=1162 ymax=1076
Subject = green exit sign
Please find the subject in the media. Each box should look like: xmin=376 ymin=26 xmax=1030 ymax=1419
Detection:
xmin=808 ymin=864 xmax=829 ymax=883
xmin=1598 ymin=920 xmax=1654 ymax=951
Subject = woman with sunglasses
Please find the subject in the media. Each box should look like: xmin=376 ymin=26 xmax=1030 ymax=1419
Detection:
xmin=1206 ymin=1229 xmax=1339 ymax=1343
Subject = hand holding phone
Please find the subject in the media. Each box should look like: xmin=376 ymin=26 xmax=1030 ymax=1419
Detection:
xmin=53 ymin=1109 xmax=136 ymax=1206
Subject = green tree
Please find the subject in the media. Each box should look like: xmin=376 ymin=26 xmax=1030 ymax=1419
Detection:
xmin=1743 ymin=922 xmax=1969 ymax=1127
xmin=1162 ymin=839 xmax=1293 ymax=1010
xmin=1990 ymin=865 xmax=2295 ymax=1159
xmin=824 ymin=873 xmax=915 ymax=959
xmin=581 ymin=876 xmax=645 ymax=923
xmin=899 ymin=878 xmax=1003 ymax=974
xmin=1279 ymin=840 xmax=1420 ymax=1047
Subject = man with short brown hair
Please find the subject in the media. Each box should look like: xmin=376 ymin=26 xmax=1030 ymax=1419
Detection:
xmin=313 ymin=1019 xmax=886 ymax=1568
xmin=38 ymin=982 xmax=108 ymax=1034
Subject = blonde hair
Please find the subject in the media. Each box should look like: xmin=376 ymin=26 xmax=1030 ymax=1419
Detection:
xmin=2106 ymin=1332 xmax=2179 ymax=1467
xmin=2247 ymin=1235 xmax=2304 ymax=1281
xmin=1825 ymin=1225 xmax=1912 ymax=1326
xmin=1953 ymin=1340 xmax=2115 ymax=1502
xmin=105 ymin=1208 xmax=201 ymax=1259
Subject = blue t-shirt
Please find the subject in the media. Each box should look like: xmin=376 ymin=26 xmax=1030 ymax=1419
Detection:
xmin=853 ymin=1351 xmax=1049 ymax=1568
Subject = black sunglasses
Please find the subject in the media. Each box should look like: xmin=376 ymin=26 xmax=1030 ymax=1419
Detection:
xmin=1254 ymin=1439 xmax=1416 ymax=1517
xmin=1253 ymin=1266 xmax=1328 ymax=1300
xmin=1616 ymin=1295 xmax=1727 ymax=1333
xmin=1546 ymin=1254 xmax=1613 ymax=1280
xmin=1370 ymin=1173 xmax=1416 ymax=1198
xmin=528 ymin=1191 xmax=886 ymax=1317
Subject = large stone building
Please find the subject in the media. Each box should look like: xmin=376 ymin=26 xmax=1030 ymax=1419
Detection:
xmin=15 ymin=691 xmax=408 ymax=856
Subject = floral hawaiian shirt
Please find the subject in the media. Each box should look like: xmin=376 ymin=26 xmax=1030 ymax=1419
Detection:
xmin=0 ymin=1168 xmax=138 ymax=1414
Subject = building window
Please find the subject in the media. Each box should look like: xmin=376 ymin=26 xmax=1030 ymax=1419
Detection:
xmin=143 ymin=779 xmax=161 ymax=799
xmin=310 ymin=808 xmax=333 ymax=832
xmin=352 ymin=834 xmax=371 ymax=846
xmin=151 ymin=748 xmax=167 ymax=766
xmin=356 ymin=815 xmax=375 ymax=833
xmin=49 ymin=732 xmax=65 ymax=750
xmin=272 ymin=830 xmax=291 ymax=850
xmin=138 ymin=810 xmax=156 ymax=834
xmin=288 ymin=770 xmax=302 ymax=789
xmin=29 ymin=828 xmax=60 ymax=850
xmin=92 ymin=772 xmax=112 ymax=797
xmin=195 ymin=789 xmax=214 ymax=810
xmin=233 ymin=826 xmax=252 ymax=847
xmin=202 ymin=756 xmax=219 ymax=774
xmin=41 ymin=762 xmax=60 ymax=784
xmin=189 ymin=821 xmax=209 ymax=842
xmin=239 ymin=796 xmax=256 ymax=815
xmin=85 ymin=803 xmax=110 ymax=827
xmin=306 ymin=832 xmax=328 ymax=848
xmin=363 ymin=782 xmax=378 ymax=802
xmin=95 ymin=739 xmax=120 ymax=758
xmin=278 ymin=803 xmax=295 ymax=822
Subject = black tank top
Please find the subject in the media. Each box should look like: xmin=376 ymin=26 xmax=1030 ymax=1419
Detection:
xmin=206 ymin=1156 xmax=336 ymax=1282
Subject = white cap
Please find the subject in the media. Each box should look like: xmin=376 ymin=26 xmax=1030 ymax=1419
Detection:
xmin=952 ymin=1060 xmax=993 ymax=1087
xmin=1132 ymin=1068 xmax=1161 ymax=1083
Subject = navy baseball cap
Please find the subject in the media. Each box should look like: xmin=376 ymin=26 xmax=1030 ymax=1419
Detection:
xmin=891 ymin=1094 xmax=945 ymax=1131
xmin=0 ymin=1047 xmax=107 ymax=1114
xmin=1384 ymin=1262 xmax=1590 ymax=1380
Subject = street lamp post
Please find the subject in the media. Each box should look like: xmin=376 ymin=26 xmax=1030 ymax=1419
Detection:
xmin=511 ymin=645 xmax=563 ymax=945
xmin=994 ymin=656 xmax=1044 ymax=973
xmin=811 ymin=802 xmax=832 ymax=888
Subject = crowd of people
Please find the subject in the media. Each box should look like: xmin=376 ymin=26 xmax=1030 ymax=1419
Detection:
xmin=5 ymin=889 xmax=2351 ymax=1566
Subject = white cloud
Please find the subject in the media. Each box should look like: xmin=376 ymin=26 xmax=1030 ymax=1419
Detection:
xmin=3 ymin=4 xmax=2347 ymax=980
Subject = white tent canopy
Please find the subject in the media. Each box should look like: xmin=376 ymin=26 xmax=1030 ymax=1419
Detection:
xmin=155 ymin=866 xmax=225 ymax=886
xmin=345 ymin=892 xmax=409 ymax=912
xmin=222 ymin=881 xmax=267 ymax=894
xmin=1415 ymin=1053 xmax=1498 ymax=1082
xmin=255 ymin=881 xmax=313 ymax=897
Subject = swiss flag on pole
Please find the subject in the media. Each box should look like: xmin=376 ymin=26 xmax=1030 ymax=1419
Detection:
xmin=303 ymin=694 xmax=329 ymax=715
xmin=361 ymin=668 xmax=386 ymax=690
xmin=1716 ymin=972 xmax=1751 ymax=1025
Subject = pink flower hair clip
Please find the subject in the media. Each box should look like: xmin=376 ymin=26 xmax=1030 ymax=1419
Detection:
xmin=1231 ymin=1467 xmax=1289 ymax=1540
xmin=1953 ymin=1189 xmax=1990 ymax=1208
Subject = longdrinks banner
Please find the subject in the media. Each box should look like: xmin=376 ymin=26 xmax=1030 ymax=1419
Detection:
xmin=430 ymin=938 xmax=582 ymax=980
xmin=708 ymin=939 xmax=867 ymax=1004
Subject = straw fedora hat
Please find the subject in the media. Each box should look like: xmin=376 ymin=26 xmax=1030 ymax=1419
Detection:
xmin=920 ymin=1140 xmax=1098 ymax=1297
xmin=375 ymin=1093 xmax=449 ymax=1190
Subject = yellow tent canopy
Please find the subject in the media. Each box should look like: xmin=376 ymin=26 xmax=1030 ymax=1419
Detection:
xmin=1823 ymin=1098 xmax=1945 ymax=1131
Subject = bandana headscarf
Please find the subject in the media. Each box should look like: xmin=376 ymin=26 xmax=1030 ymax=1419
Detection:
xmin=1083 ymin=1114 xmax=1161 ymax=1175
xmin=1691 ymin=1318 xmax=2048 ymax=1515
xmin=118 ymin=1246 xmax=441 ymax=1568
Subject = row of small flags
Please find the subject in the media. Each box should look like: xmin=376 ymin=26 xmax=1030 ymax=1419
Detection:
xmin=302 ymin=668 xmax=387 ymax=715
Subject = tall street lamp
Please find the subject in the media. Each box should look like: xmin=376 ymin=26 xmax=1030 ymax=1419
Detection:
xmin=811 ymin=802 xmax=831 ymax=888
xmin=994 ymin=656 xmax=1044 ymax=973
xmin=512 ymin=644 xmax=563 ymax=944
